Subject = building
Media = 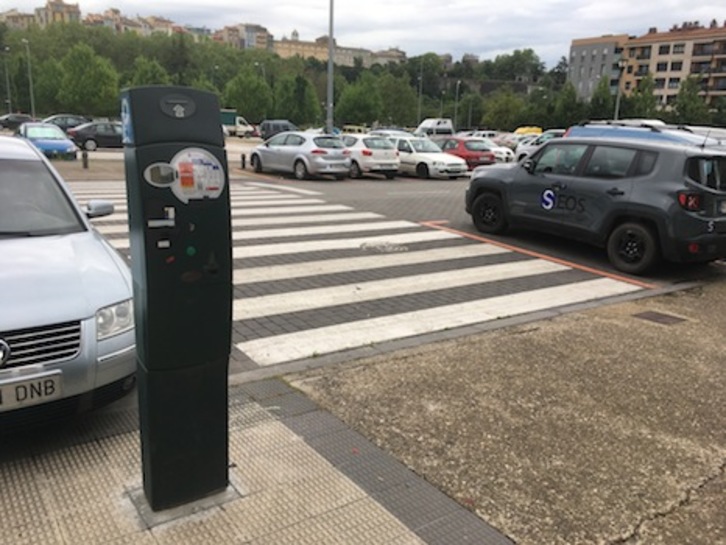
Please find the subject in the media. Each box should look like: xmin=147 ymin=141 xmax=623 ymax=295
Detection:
xmin=0 ymin=9 xmax=36 ymax=29
xmin=238 ymin=24 xmax=273 ymax=50
xmin=34 ymin=0 xmax=80 ymax=27
xmin=570 ymin=20 xmax=726 ymax=107
xmin=569 ymin=34 xmax=630 ymax=101
xmin=274 ymin=31 xmax=389 ymax=69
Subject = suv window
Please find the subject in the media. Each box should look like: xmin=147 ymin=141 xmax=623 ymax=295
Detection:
xmin=582 ymin=145 xmax=638 ymax=179
xmin=533 ymin=143 xmax=588 ymax=175
xmin=686 ymin=157 xmax=726 ymax=190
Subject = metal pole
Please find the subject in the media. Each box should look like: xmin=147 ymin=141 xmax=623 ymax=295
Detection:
xmin=417 ymin=59 xmax=423 ymax=124
xmin=325 ymin=0 xmax=334 ymax=134
xmin=3 ymin=46 xmax=11 ymax=114
xmin=454 ymin=80 xmax=461 ymax=131
xmin=613 ymin=59 xmax=627 ymax=121
xmin=21 ymin=39 xmax=35 ymax=119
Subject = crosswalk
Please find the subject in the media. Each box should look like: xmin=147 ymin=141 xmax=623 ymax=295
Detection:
xmin=68 ymin=180 xmax=646 ymax=368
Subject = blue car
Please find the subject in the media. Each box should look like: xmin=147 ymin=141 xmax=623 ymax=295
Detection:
xmin=15 ymin=122 xmax=78 ymax=160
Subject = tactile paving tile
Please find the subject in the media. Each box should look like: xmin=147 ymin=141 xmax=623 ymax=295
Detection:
xmin=55 ymin=501 xmax=143 ymax=544
xmin=0 ymin=518 xmax=63 ymax=545
xmin=151 ymin=508 xmax=237 ymax=545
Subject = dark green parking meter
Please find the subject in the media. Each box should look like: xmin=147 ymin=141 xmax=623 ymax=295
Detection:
xmin=122 ymin=86 xmax=232 ymax=511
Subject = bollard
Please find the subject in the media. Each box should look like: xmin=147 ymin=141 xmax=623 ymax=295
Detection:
xmin=82 ymin=150 xmax=89 ymax=169
xmin=241 ymin=153 xmax=246 ymax=169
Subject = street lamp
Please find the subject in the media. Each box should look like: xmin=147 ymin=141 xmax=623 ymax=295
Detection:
xmin=613 ymin=58 xmax=628 ymax=121
xmin=416 ymin=59 xmax=423 ymax=123
xmin=453 ymin=79 xmax=461 ymax=130
xmin=21 ymin=38 xmax=35 ymax=119
xmin=3 ymin=46 xmax=11 ymax=114
xmin=439 ymin=90 xmax=445 ymax=117
xmin=325 ymin=0 xmax=334 ymax=134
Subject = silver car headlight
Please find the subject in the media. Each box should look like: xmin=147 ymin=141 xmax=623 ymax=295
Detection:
xmin=97 ymin=299 xmax=134 ymax=340
xmin=432 ymin=161 xmax=444 ymax=166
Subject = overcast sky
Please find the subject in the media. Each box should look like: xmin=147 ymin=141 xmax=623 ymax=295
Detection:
xmin=4 ymin=1 xmax=726 ymax=68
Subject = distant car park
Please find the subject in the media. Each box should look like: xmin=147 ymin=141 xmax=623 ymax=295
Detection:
xmin=15 ymin=122 xmax=78 ymax=160
xmin=67 ymin=121 xmax=123 ymax=151
xmin=0 ymin=135 xmax=136 ymax=431
xmin=431 ymin=135 xmax=496 ymax=170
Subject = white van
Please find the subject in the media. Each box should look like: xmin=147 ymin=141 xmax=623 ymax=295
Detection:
xmin=235 ymin=116 xmax=255 ymax=138
xmin=415 ymin=118 xmax=454 ymax=137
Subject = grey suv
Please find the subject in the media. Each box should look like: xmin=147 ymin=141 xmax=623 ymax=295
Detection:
xmin=465 ymin=137 xmax=726 ymax=274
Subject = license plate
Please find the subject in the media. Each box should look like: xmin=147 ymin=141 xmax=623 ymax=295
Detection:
xmin=0 ymin=372 xmax=62 ymax=411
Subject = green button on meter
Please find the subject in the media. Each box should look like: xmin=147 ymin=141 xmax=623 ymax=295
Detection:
xmin=186 ymin=246 xmax=197 ymax=257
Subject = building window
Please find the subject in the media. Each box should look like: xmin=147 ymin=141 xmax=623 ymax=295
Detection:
xmin=673 ymin=43 xmax=685 ymax=54
xmin=658 ymin=44 xmax=671 ymax=55
xmin=668 ymin=77 xmax=681 ymax=89
xmin=671 ymin=61 xmax=683 ymax=71
xmin=656 ymin=62 xmax=668 ymax=72
xmin=655 ymin=78 xmax=666 ymax=89
xmin=625 ymin=81 xmax=632 ymax=91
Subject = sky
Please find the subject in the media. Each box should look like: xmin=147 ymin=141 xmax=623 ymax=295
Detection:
xmin=4 ymin=0 xmax=726 ymax=69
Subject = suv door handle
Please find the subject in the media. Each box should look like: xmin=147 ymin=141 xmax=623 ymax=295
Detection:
xmin=552 ymin=182 xmax=567 ymax=190
xmin=606 ymin=187 xmax=625 ymax=196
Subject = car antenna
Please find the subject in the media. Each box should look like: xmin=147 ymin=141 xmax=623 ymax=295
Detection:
xmin=700 ymin=128 xmax=712 ymax=149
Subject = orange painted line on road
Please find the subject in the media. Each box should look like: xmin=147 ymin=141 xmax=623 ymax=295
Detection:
xmin=419 ymin=220 xmax=658 ymax=290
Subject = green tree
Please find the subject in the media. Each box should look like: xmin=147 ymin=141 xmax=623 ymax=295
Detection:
xmin=377 ymin=72 xmax=417 ymax=126
xmin=553 ymin=81 xmax=586 ymax=127
xmin=629 ymin=74 xmax=659 ymax=118
xmin=57 ymin=43 xmax=119 ymax=116
xmin=672 ymin=76 xmax=711 ymax=124
xmin=34 ymin=57 xmax=64 ymax=113
xmin=712 ymin=97 xmax=726 ymax=126
xmin=481 ymin=87 xmax=526 ymax=131
xmin=335 ymin=72 xmax=382 ymax=125
xmin=223 ymin=68 xmax=272 ymax=123
xmin=589 ymin=76 xmax=614 ymax=120
xmin=272 ymin=74 xmax=320 ymax=125
xmin=129 ymin=55 xmax=170 ymax=86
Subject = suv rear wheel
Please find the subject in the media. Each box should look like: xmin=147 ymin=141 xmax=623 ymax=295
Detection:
xmin=606 ymin=222 xmax=659 ymax=274
xmin=472 ymin=192 xmax=508 ymax=234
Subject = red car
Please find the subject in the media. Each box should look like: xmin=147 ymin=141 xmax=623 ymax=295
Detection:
xmin=433 ymin=136 xmax=496 ymax=170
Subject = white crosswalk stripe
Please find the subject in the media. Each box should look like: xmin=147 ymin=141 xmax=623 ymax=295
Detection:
xmin=68 ymin=180 xmax=645 ymax=369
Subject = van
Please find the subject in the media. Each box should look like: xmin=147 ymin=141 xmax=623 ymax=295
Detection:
xmin=414 ymin=118 xmax=454 ymax=136
xmin=259 ymin=119 xmax=298 ymax=141
xmin=235 ymin=116 xmax=255 ymax=138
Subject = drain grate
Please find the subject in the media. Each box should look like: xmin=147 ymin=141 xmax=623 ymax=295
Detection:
xmin=633 ymin=311 xmax=687 ymax=325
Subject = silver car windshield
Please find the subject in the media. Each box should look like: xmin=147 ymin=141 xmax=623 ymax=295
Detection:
xmin=0 ymin=159 xmax=84 ymax=236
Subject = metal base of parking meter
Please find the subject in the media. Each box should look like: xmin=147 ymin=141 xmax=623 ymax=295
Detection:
xmin=122 ymin=86 xmax=232 ymax=512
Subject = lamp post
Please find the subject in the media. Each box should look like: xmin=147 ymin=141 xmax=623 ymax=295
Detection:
xmin=453 ymin=79 xmax=461 ymax=130
xmin=3 ymin=46 xmax=11 ymax=114
xmin=21 ymin=38 xmax=35 ymax=119
xmin=613 ymin=58 xmax=628 ymax=121
xmin=439 ymin=90 xmax=445 ymax=117
xmin=254 ymin=61 xmax=266 ymax=83
xmin=416 ymin=58 xmax=423 ymax=123
xmin=325 ymin=0 xmax=334 ymax=134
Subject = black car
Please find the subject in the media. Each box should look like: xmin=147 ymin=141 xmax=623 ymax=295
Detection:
xmin=67 ymin=121 xmax=123 ymax=151
xmin=42 ymin=114 xmax=91 ymax=133
xmin=0 ymin=113 xmax=34 ymax=130
xmin=465 ymin=137 xmax=726 ymax=274
xmin=259 ymin=119 xmax=298 ymax=141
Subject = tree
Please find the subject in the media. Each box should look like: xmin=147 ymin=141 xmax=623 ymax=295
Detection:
xmin=672 ymin=76 xmax=711 ymax=124
xmin=481 ymin=87 xmax=526 ymax=131
xmin=34 ymin=58 xmax=64 ymax=113
xmin=223 ymin=68 xmax=272 ymax=123
xmin=57 ymin=43 xmax=119 ymax=116
xmin=129 ymin=55 xmax=170 ymax=86
xmin=272 ymin=74 xmax=320 ymax=125
xmin=588 ymin=76 xmax=614 ymax=120
xmin=553 ymin=81 xmax=586 ymax=127
xmin=377 ymin=72 xmax=417 ymax=126
xmin=335 ymin=72 xmax=382 ymax=125
xmin=629 ymin=74 xmax=659 ymax=118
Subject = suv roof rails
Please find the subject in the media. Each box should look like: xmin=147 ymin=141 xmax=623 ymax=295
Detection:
xmin=575 ymin=119 xmax=663 ymax=132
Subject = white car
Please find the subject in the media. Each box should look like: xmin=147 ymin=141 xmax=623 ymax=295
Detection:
xmin=515 ymin=129 xmax=565 ymax=162
xmin=341 ymin=133 xmax=400 ymax=179
xmin=389 ymin=136 xmax=468 ymax=179
xmin=478 ymin=137 xmax=515 ymax=163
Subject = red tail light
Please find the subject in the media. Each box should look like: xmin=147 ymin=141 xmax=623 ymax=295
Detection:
xmin=362 ymin=149 xmax=373 ymax=156
xmin=677 ymin=191 xmax=702 ymax=211
xmin=343 ymin=149 xmax=350 ymax=156
xmin=311 ymin=149 xmax=327 ymax=155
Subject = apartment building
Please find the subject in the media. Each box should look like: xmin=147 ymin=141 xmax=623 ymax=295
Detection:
xmin=570 ymin=20 xmax=726 ymax=107
xmin=1 ymin=0 xmax=79 ymax=29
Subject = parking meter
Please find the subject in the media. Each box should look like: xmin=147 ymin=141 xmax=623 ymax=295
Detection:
xmin=122 ymin=86 xmax=232 ymax=511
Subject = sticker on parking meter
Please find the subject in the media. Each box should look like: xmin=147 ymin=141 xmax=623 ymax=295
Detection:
xmin=142 ymin=148 xmax=225 ymax=204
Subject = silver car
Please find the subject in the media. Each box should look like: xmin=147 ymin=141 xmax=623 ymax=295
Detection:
xmin=341 ymin=133 xmax=400 ymax=179
xmin=0 ymin=135 xmax=135 ymax=430
xmin=250 ymin=131 xmax=352 ymax=180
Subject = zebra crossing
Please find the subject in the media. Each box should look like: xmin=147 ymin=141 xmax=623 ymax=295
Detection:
xmin=68 ymin=180 xmax=647 ymax=368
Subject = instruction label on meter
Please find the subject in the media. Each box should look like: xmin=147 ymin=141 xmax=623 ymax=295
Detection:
xmin=143 ymin=147 xmax=225 ymax=204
